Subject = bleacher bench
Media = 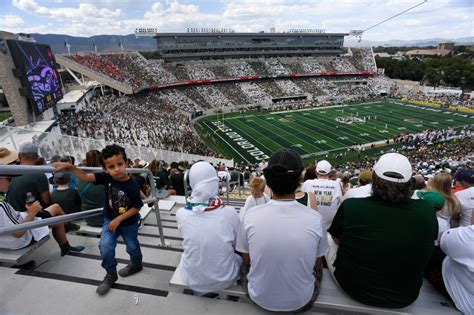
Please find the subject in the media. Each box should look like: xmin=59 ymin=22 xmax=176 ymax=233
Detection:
xmin=157 ymin=200 xmax=176 ymax=211
xmin=0 ymin=235 xmax=50 ymax=265
xmin=165 ymin=195 xmax=187 ymax=204
xmin=170 ymin=264 xmax=460 ymax=314
xmin=74 ymin=204 xmax=155 ymax=236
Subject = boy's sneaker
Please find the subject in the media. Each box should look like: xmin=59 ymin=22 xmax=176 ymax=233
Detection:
xmin=118 ymin=264 xmax=143 ymax=277
xmin=60 ymin=243 xmax=85 ymax=257
xmin=96 ymin=273 xmax=118 ymax=296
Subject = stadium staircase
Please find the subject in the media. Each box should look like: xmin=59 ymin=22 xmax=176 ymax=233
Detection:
xmin=56 ymin=55 xmax=134 ymax=95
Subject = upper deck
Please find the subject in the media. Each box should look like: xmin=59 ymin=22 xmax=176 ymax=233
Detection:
xmin=155 ymin=32 xmax=348 ymax=61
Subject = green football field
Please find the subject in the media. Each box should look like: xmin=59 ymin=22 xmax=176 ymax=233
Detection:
xmin=196 ymin=100 xmax=473 ymax=164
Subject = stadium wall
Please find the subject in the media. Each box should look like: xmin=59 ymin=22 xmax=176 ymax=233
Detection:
xmin=1 ymin=126 xmax=234 ymax=166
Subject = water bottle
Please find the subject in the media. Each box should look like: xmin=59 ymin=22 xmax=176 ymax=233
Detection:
xmin=25 ymin=192 xmax=36 ymax=205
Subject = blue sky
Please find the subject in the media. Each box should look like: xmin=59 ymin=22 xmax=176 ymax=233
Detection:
xmin=0 ymin=0 xmax=472 ymax=40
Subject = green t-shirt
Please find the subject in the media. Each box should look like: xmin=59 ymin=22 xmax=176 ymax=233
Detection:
xmin=328 ymin=196 xmax=438 ymax=308
xmin=7 ymin=173 xmax=50 ymax=212
xmin=51 ymin=188 xmax=82 ymax=214
xmin=76 ymin=179 xmax=105 ymax=226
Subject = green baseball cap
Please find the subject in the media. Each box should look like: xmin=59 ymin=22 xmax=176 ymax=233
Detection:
xmin=416 ymin=191 xmax=445 ymax=210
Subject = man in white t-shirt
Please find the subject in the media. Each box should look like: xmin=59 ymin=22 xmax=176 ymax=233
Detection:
xmin=0 ymin=200 xmax=49 ymax=250
xmin=176 ymin=162 xmax=241 ymax=295
xmin=343 ymin=170 xmax=373 ymax=201
xmin=454 ymin=169 xmax=474 ymax=227
xmin=237 ymin=148 xmax=329 ymax=312
xmin=0 ymin=165 xmax=83 ymax=256
xmin=440 ymin=226 xmax=474 ymax=314
xmin=217 ymin=164 xmax=230 ymax=194
xmin=301 ymin=160 xmax=342 ymax=227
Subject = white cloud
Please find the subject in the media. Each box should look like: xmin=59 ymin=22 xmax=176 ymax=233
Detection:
xmin=0 ymin=15 xmax=25 ymax=28
xmin=12 ymin=0 xmax=123 ymax=23
xmin=4 ymin=0 xmax=473 ymax=40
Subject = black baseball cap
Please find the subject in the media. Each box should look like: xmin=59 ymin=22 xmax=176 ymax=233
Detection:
xmin=455 ymin=169 xmax=474 ymax=184
xmin=265 ymin=148 xmax=303 ymax=176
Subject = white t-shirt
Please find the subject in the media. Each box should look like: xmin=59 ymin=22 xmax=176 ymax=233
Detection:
xmin=0 ymin=202 xmax=49 ymax=250
xmin=455 ymin=187 xmax=473 ymax=227
xmin=236 ymin=200 xmax=329 ymax=312
xmin=301 ymin=178 xmax=343 ymax=227
xmin=176 ymin=205 xmax=242 ymax=293
xmin=440 ymin=226 xmax=474 ymax=314
xmin=217 ymin=171 xmax=230 ymax=183
xmin=240 ymin=193 xmax=271 ymax=221
xmin=343 ymin=184 xmax=372 ymax=201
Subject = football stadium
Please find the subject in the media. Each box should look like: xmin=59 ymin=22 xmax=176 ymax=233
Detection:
xmin=0 ymin=1 xmax=473 ymax=314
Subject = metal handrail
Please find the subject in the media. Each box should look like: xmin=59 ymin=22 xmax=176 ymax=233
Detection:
xmin=0 ymin=208 xmax=102 ymax=236
xmin=0 ymin=165 xmax=167 ymax=247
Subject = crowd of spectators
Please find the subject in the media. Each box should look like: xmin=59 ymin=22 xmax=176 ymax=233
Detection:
xmin=332 ymin=126 xmax=473 ymax=179
xmin=349 ymin=47 xmax=377 ymax=72
xmin=58 ymin=94 xmax=219 ymax=157
xmin=397 ymin=90 xmax=474 ymax=108
xmin=68 ymin=53 xmax=153 ymax=91
xmin=65 ymin=50 xmax=384 ymax=99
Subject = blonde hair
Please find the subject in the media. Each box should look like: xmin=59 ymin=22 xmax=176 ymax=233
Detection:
xmin=429 ymin=173 xmax=459 ymax=217
xmin=249 ymin=177 xmax=266 ymax=192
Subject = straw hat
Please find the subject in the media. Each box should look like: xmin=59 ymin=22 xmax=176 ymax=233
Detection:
xmin=0 ymin=147 xmax=18 ymax=165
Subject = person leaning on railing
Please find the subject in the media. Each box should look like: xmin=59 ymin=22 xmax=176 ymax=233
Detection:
xmin=0 ymin=146 xmax=84 ymax=256
xmin=0 ymin=174 xmax=84 ymax=256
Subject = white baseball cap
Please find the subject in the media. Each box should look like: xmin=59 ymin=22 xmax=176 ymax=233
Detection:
xmin=316 ymin=160 xmax=332 ymax=175
xmin=373 ymin=153 xmax=412 ymax=183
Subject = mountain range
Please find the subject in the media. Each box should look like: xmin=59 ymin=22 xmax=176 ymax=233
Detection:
xmin=345 ymin=37 xmax=474 ymax=47
xmin=29 ymin=33 xmax=474 ymax=54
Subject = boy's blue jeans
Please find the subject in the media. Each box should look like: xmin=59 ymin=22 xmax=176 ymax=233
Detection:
xmin=99 ymin=218 xmax=142 ymax=274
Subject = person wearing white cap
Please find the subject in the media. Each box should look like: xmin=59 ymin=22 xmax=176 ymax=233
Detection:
xmin=176 ymin=161 xmax=241 ymax=296
xmin=327 ymin=153 xmax=438 ymax=308
xmin=301 ymin=160 xmax=342 ymax=227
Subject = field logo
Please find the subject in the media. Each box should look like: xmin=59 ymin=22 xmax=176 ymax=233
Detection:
xmin=335 ymin=116 xmax=366 ymax=125
xmin=211 ymin=121 xmax=269 ymax=162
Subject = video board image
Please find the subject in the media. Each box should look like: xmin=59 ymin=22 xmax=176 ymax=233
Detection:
xmin=7 ymin=40 xmax=63 ymax=114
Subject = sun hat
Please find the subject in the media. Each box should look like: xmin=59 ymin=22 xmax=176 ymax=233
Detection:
xmin=0 ymin=147 xmax=18 ymax=165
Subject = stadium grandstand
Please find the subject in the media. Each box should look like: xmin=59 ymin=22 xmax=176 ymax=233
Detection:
xmin=0 ymin=26 xmax=473 ymax=315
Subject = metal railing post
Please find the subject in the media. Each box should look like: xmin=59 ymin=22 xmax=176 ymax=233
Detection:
xmin=144 ymin=169 xmax=167 ymax=247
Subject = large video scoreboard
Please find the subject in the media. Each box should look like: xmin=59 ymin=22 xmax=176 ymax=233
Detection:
xmin=7 ymin=40 xmax=63 ymax=114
